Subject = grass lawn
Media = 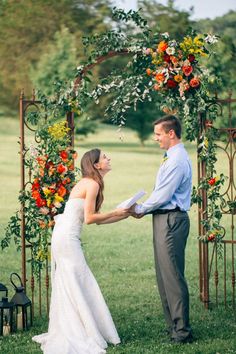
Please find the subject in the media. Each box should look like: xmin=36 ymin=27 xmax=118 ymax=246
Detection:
xmin=0 ymin=117 xmax=235 ymax=354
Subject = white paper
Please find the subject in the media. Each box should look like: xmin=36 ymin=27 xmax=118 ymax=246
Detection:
xmin=116 ymin=190 xmax=146 ymax=208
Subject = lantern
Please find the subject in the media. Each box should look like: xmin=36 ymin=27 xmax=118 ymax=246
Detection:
xmin=10 ymin=273 xmax=32 ymax=330
xmin=0 ymin=283 xmax=8 ymax=301
xmin=0 ymin=297 xmax=16 ymax=336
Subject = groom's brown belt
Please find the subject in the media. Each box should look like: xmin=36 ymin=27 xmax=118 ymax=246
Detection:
xmin=152 ymin=207 xmax=182 ymax=215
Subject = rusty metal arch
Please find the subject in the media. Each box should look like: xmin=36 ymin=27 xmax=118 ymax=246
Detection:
xmin=19 ymin=54 xmax=236 ymax=317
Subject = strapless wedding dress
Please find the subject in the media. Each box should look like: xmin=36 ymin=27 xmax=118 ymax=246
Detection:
xmin=32 ymin=198 xmax=120 ymax=354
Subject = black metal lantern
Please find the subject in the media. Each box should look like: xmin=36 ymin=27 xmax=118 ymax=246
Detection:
xmin=0 ymin=297 xmax=16 ymax=336
xmin=10 ymin=273 xmax=32 ymax=330
xmin=0 ymin=283 xmax=8 ymax=301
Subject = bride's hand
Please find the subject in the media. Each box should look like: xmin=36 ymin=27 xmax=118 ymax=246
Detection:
xmin=114 ymin=208 xmax=131 ymax=217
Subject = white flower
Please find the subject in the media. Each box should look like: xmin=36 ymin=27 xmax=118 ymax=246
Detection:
xmin=161 ymin=32 xmax=169 ymax=39
xmin=166 ymin=47 xmax=175 ymax=55
xmin=169 ymin=40 xmax=177 ymax=47
xmin=29 ymin=144 xmax=38 ymax=157
xmin=205 ymin=34 xmax=218 ymax=44
xmin=54 ymin=201 xmax=62 ymax=208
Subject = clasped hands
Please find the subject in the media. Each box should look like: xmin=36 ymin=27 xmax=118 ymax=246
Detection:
xmin=116 ymin=204 xmax=144 ymax=219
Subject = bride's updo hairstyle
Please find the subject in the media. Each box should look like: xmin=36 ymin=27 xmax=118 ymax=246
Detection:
xmin=81 ymin=148 xmax=104 ymax=212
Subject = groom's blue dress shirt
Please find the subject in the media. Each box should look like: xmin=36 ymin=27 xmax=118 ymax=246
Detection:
xmin=135 ymin=143 xmax=192 ymax=214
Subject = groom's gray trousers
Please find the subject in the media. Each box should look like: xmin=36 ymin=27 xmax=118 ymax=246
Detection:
xmin=152 ymin=210 xmax=192 ymax=340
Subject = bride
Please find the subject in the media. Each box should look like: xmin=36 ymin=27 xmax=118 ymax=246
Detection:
xmin=33 ymin=148 xmax=130 ymax=354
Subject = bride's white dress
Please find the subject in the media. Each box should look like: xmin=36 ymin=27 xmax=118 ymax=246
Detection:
xmin=32 ymin=198 xmax=120 ymax=354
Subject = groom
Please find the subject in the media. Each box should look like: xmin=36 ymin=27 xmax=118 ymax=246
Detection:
xmin=132 ymin=114 xmax=193 ymax=343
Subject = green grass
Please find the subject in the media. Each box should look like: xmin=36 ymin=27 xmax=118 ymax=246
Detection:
xmin=0 ymin=117 xmax=236 ymax=354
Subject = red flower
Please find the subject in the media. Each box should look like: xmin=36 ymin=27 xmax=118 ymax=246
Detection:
xmin=62 ymin=177 xmax=71 ymax=185
xmin=146 ymin=68 xmax=152 ymax=76
xmin=167 ymin=79 xmax=178 ymax=89
xmin=208 ymin=178 xmax=216 ymax=186
xmin=57 ymin=164 xmax=67 ymax=174
xmin=32 ymin=180 xmax=40 ymax=191
xmin=182 ymin=65 xmax=193 ymax=76
xmin=45 ymin=161 xmax=54 ymax=169
xmin=60 ymin=150 xmax=69 ymax=160
xmin=36 ymin=197 xmax=47 ymax=208
xmin=190 ymin=77 xmax=200 ymax=88
xmin=163 ymin=54 xmax=171 ymax=63
xmin=188 ymin=54 xmax=195 ymax=63
xmin=208 ymin=233 xmax=216 ymax=241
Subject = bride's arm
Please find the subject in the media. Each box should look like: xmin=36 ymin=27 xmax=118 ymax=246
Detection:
xmin=84 ymin=181 xmax=129 ymax=225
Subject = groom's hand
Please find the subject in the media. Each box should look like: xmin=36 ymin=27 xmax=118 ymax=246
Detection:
xmin=131 ymin=212 xmax=144 ymax=219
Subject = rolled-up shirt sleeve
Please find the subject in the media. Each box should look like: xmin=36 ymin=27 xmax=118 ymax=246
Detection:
xmin=135 ymin=162 xmax=184 ymax=214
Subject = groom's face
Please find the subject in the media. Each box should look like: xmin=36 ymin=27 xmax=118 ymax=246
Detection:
xmin=154 ymin=123 xmax=171 ymax=150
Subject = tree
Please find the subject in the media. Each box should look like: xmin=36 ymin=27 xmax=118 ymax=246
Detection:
xmin=0 ymin=0 xmax=113 ymax=109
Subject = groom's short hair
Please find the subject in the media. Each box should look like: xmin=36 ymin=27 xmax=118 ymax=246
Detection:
xmin=154 ymin=115 xmax=182 ymax=139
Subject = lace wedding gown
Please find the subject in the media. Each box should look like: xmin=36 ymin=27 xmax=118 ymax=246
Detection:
xmin=32 ymin=198 xmax=120 ymax=354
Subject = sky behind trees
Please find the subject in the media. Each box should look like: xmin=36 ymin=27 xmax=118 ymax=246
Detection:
xmin=114 ymin=0 xmax=236 ymax=19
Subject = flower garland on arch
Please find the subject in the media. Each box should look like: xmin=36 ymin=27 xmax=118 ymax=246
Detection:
xmin=2 ymin=120 xmax=79 ymax=274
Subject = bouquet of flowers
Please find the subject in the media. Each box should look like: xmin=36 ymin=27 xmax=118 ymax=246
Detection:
xmin=145 ymin=31 xmax=218 ymax=100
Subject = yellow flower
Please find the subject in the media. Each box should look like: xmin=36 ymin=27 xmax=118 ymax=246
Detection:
xmin=203 ymin=137 xmax=209 ymax=148
xmin=47 ymin=198 xmax=52 ymax=207
xmin=48 ymin=121 xmax=70 ymax=140
xmin=193 ymin=35 xmax=204 ymax=47
xmin=42 ymin=187 xmax=52 ymax=197
xmin=54 ymin=193 xmax=64 ymax=203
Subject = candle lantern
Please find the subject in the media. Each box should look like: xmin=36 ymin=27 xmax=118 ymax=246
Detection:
xmin=0 ymin=297 xmax=16 ymax=336
xmin=0 ymin=283 xmax=8 ymax=301
xmin=10 ymin=273 xmax=32 ymax=330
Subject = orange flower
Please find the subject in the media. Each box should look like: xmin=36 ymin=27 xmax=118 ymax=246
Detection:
xmin=155 ymin=73 xmax=165 ymax=82
xmin=190 ymin=77 xmax=200 ymax=88
xmin=157 ymin=41 xmax=168 ymax=52
xmin=174 ymin=74 xmax=183 ymax=83
xmin=170 ymin=56 xmax=178 ymax=65
xmin=36 ymin=156 xmax=47 ymax=167
xmin=48 ymin=220 xmax=55 ymax=228
xmin=57 ymin=185 xmax=67 ymax=197
xmin=38 ymin=220 xmax=47 ymax=229
xmin=182 ymin=65 xmax=193 ymax=76
xmin=146 ymin=68 xmax=152 ymax=76
xmin=32 ymin=190 xmax=41 ymax=200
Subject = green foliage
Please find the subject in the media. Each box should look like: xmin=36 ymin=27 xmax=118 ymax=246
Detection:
xmin=0 ymin=0 xmax=113 ymax=108
xmin=195 ymin=10 xmax=236 ymax=127
xmin=30 ymin=27 xmax=77 ymax=96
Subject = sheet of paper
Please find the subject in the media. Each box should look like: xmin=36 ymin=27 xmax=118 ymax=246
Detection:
xmin=116 ymin=189 xmax=146 ymax=208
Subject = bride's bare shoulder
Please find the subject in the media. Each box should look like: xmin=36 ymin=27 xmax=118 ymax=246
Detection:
xmin=75 ymin=178 xmax=99 ymax=189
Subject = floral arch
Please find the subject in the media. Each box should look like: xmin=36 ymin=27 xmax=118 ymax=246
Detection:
xmin=2 ymin=9 xmax=235 ymax=313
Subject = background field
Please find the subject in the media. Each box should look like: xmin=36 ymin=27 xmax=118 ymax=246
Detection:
xmin=0 ymin=117 xmax=235 ymax=354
